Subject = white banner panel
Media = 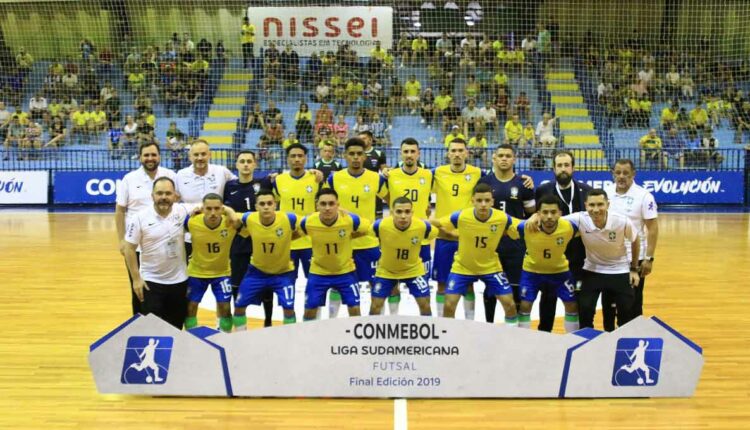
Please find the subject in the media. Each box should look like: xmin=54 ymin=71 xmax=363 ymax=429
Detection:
xmin=247 ymin=6 xmax=393 ymax=56
xmin=89 ymin=315 xmax=703 ymax=398
xmin=0 ymin=171 xmax=48 ymax=204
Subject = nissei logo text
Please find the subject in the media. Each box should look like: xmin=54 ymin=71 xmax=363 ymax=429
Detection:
xmin=86 ymin=178 xmax=121 ymax=196
xmin=121 ymin=336 xmax=173 ymax=385
xmin=642 ymin=177 xmax=722 ymax=195
xmin=0 ymin=178 xmax=24 ymax=194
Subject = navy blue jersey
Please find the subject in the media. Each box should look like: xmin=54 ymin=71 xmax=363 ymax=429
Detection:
xmin=223 ymin=176 xmax=271 ymax=255
xmin=479 ymin=173 xmax=535 ymax=255
xmin=313 ymin=159 xmax=343 ymax=185
xmin=364 ymin=147 xmax=386 ymax=172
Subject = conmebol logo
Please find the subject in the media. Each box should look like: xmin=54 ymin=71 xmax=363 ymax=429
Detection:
xmin=642 ymin=178 xmax=723 ymax=195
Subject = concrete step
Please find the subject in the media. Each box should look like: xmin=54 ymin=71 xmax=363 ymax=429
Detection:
xmin=208 ymin=110 xmax=243 ymax=118
xmin=200 ymin=135 xmax=233 ymax=145
xmin=547 ymin=83 xmax=580 ymax=92
xmin=545 ymin=71 xmax=575 ymax=80
xmin=564 ymin=135 xmax=601 ymax=145
xmin=551 ymin=95 xmax=584 ymax=104
xmin=202 ymin=122 xmax=237 ymax=131
xmin=560 ymin=121 xmax=594 ymax=131
xmin=214 ymin=97 xmax=246 ymax=105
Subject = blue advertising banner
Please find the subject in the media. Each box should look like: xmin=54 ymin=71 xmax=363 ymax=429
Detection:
xmin=523 ymin=171 xmax=744 ymax=204
xmin=53 ymin=171 xmax=128 ymax=204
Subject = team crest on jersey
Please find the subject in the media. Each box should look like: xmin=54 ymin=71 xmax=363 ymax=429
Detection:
xmin=276 ymin=228 xmax=284 ymax=237
xmin=411 ymin=236 xmax=419 ymax=245
xmin=419 ymin=177 xmax=426 ymax=185
xmin=490 ymin=224 xmax=498 ymax=233
xmin=608 ymin=231 xmax=617 ymax=241
xmin=556 ymin=237 xmax=564 ymax=245
xmin=363 ymin=184 xmax=371 ymax=193
xmin=306 ymin=185 xmax=314 ymax=193
xmin=253 ymin=183 xmax=261 ymax=193
xmin=626 ymin=196 xmax=635 ymax=206
xmin=220 ymin=229 xmax=228 ymax=238
xmin=338 ymin=228 xmax=347 ymax=238
xmin=510 ymin=187 xmax=519 ymax=199
xmin=465 ymin=174 xmax=472 ymax=182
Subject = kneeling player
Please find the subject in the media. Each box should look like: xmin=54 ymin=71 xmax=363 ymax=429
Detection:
xmin=430 ymin=183 xmax=519 ymax=324
xmin=234 ymin=190 xmax=299 ymax=329
xmin=184 ymin=193 xmax=241 ymax=333
xmin=299 ymin=189 xmax=371 ymax=320
xmin=516 ymin=194 xmax=580 ymax=332
xmin=370 ymin=197 xmax=438 ymax=316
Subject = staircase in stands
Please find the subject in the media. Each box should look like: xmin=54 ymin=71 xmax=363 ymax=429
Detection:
xmin=199 ymin=69 xmax=253 ymax=160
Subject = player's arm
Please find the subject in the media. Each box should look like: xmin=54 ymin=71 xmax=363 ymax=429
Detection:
xmin=522 ymin=185 xmax=536 ymax=215
xmin=626 ymin=220 xmax=641 ymax=287
xmin=641 ymin=217 xmax=658 ymax=276
xmin=222 ymin=205 xmax=242 ymax=229
xmin=520 ymin=174 xmax=534 ymax=189
xmin=377 ymin=174 xmax=389 ymax=205
xmin=429 ymin=213 xmax=459 ymax=239
xmin=306 ymin=169 xmax=324 ymax=183
xmin=122 ymin=219 xmax=148 ymax=302
xmin=350 ymin=213 xmax=371 ymax=238
xmin=115 ymin=205 xmax=128 ymax=255
xmin=503 ymin=216 xmax=521 ymax=239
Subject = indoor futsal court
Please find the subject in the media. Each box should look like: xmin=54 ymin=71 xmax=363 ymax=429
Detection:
xmin=0 ymin=210 xmax=748 ymax=428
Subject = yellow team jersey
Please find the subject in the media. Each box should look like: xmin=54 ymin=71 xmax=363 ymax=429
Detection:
xmin=282 ymin=138 xmax=300 ymax=149
xmin=327 ymin=169 xmax=387 ymax=250
xmin=372 ymin=217 xmax=438 ymax=279
xmin=412 ymin=39 xmax=427 ymax=51
xmin=387 ymin=167 xmax=433 ymax=219
xmin=439 ymin=208 xmax=518 ymax=276
xmin=300 ymin=211 xmax=370 ymax=276
xmin=92 ymin=111 xmax=107 ymax=123
xmin=404 ymin=80 xmax=421 ymax=97
xmin=504 ymin=121 xmax=523 ymax=141
xmin=186 ymin=215 xmax=237 ymax=278
xmin=661 ymin=108 xmax=677 ymax=124
xmin=370 ymin=48 xmax=386 ymax=61
xmin=431 ymin=164 xmax=483 ymax=219
xmin=72 ymin=111 xmax=89 ymax=126
xmin=241 ymin=211 xmax=297 ymax=275
xmin=523 ymin=127 xmax=535 ymax=141
xmin=690 ymin=109 xmax=708 ymax=125
xmin=273 ymin=171 xmax=317 ymax=250
xmin=517 ymin=218 xmax=578 ymax=274
xmin=434 ymin=95 xmax=452 ymax=111
xmin=444 ymin=133 xmax=467 ymax=147
xmin=640 ymin=135 xmax=662 ymax=150
xmin=469 ymin=136 xmax=488 ymax=148
xmin=241 ymin=24 xmax=256 ymax=44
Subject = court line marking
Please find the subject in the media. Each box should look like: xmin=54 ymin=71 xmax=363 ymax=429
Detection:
xmin=394 ymin=398 xmax=407 ymax=430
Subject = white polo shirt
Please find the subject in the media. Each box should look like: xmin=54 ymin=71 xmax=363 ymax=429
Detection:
xmin=116 ymin=166 xmax=177 ymax=225
xmin=176 ymin=164 xmax=236 ymax=204
xmin=124 ymin=204 xmax=189 ymax=284
xmin=564 ymin=211 xmax=637 ymax=274
xmin=605 ymin=182 xmax=658 ymax=260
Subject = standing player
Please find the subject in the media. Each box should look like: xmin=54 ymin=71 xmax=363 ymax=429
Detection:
xmin=223 ymin=150 xmax=274 ymax=327
xmin=604 ymin=159 xmax=658 ymax=329
xmin=534 ymin=150 xmax=591 ymax=332
xmin=370 ymin=197 xmax=438 ymax=316
xmin=115 ymin=142 xmax=176 ymax=314
xmin=430 ymin=183 xmax=519 ymax=324
xmin=479 ymin=144 xmax=535 ymax=322
xmin=234 ymin=190 xmax=299 ymax=330
xmin=431 ymin=139 xmax=483 ymax=317
xmin=299 ymin=189 xmax=371 ymax=320
xmin=326 ymin=138 xmax=388 ymax=317
xmin=382 ymin=138 xmax=433 ymax=315
xmin=183 ymin=193 xmax=240 ymax=333
xmin=516 ymin=195 xmax=579 ymax=332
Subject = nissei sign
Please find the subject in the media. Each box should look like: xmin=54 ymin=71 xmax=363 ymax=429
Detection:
xmin=249 ymin=7 xmax=393 ymax=56
xmin=53 ymin=171 xmax=128 ymax=204
xmin=525 ymin=171 xmax=744 ymax=204
xmin=0 ymin=171 xmax=49 ymax=204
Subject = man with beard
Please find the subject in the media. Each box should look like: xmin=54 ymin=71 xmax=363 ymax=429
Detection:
xmin=534 ymin=150 xmax=591 ymax=331
xmin=116 ymin=142 xmax=176 ymax=314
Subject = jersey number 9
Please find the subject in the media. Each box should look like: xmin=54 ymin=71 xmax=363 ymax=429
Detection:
xmin=451 ymin=184 xmax=459 ymax=197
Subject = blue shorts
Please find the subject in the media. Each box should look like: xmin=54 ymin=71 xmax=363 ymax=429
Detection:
xmin=519 ymin=270 xmax=576 ymax=303
xmin=353 ymin=247 xmax=380 ymax=284
xmin=187 ymin=276 xmax=232 ymax=304
xmin=432 ymin=239 xmax=458 ymax=283
xmin=236 ymin=265 xmax=296 ymax=309
xmin=305 ymin=272 xmax=360 ymax=309
xmin=446 ymin=272 xmax=513 ymax=297
xmin=372 ymin=275 xmax=431 ymax=299
xmin=291 ymin=248 xmax=312 ymax=278
xmin=420 ymin=244 xmax=432 ymax=278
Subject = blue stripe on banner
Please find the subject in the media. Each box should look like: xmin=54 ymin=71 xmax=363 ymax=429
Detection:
xmin=651 ymin=316 xmax=703 ymax=354
xmin=188 ymin=332 xmax=234 ymax=396
xmin=89 ymin=314 xmax=141 ymax=352
xmin=558 ymin=328 xmax=604 ymax=398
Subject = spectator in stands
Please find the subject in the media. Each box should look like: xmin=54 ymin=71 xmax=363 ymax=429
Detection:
xmin=128 ymin=67 xmax=145 ymax=92
xmin=444 ymin=125 xmax=466 ymax=147
xmin=21 ymin=120 xmax=42 ymax=159
xmin=493 ymin=69 xmax=509 ymax=95
xmin=495 ymin=86 xmax=509 ymax=126
xmin=514 ymin=91 xmax=531 ymax=122
xmin=15 ymin=48 xmax=33 ymax=81
xmin=435 ymin=32 xmax=453 ymax=59
xmin=135 ymin=117 xmax=153 ymax=145
xmin=197 ymin=38 xmax=212 ymax=60
xmin=663 ymin=127 xmax=687 ymax=169
xmin=411 ymin=35 xmax=428 ymax=64
xmin=281 ymin=132 xmax=300 ymax=151
xmin=660 ymin=102 xmax=679 ymax=130
xmin=536 ymin=112 xmax=558 ymax=147
xmin=163 ymin=81 xmax=179 ymax=117
xmin=0 ymin=102 xmax=10 ymax=133
xmin=706 ymin=94 xmax=723 ymax=129
xmin=70 ymin=106 xmax=89 ymax=145
xmin=3 ymin=116 xmax=25 ymax=160
xmin=479 ymin=100 xmax=498 ymax=141
xmin=369 ymin=112 xmax=390 ymax=147
xmin=681 ymin=73 xmax=695 ymax=101
xmin=442 ymin=99 xmax=462 ymax=133
xmin=314 ymin=123 xmax=333 ymax=150
xmin=637 ymin=64 xmax=655 ymax=92
xmin=313 ymin=79 xmax=330 ymax=103
xmin=733 ymin=101 xmax=750 ymax=144
xmin=637 ymin=94 xmax=652 ymax=128
xmin=395 ymin=32 xmax=411 ymax=68
xmin=639 ymin=128 xmax=666 ymax=169
xmin=369 ymin=41 xmax=386 ymax=76
xmin=28 ymin=92 xmax=47 ymax=123
xmin=123 ymin=114 xmax=138 ymax=153
xmin=332 ymin=115 xmax=349 ymax=147
xmin=61 ymin=69 xmax=79 ymax=98
xmin=241 ymin=17 xmax=256 ymax=68
xmin=46 ymin=115 xmax=66 ymax=149
xmin=306 ymin=52 xmax=323 ymax=85
xmin=522 ymin=121 xmax=536 ymax=151
xmin=351 ymin=114 xmax=369 ymax=137
xmin=597 ymin=80 xmax=613 ymax=101
xmin=295 ymin=102 xmax=313 ymax=144
xmin=387 ymin=77 xmax=405 ymax=120
xmin=468 ymin=131 xmax=488 ymax=167
xmin=92 ymin=104 xmax=108 ymax=133
xmin=134 ymin=91 xmax=152 ymax=116
xmin=420 ymin=87 xmax=435 ymax=128
xmin=108 ymin=120 xmax=123 ymax=159
xmin=665 ymin=65 xmax=680 ymax=102
xmin=315 ymin=103 xmax=333 ymax=129
xmin=265 ymin=100 xmax=282 ymax=123
xmin=346 ymin=77 xmax=364 ymax=115
xmin=504 ymin=113 xmax=523 ymax=146
xmin=263 ymin=42 xmax=280 ymax=77
xmin=700 ymin=128 xmax=723 ymax=168
xmin=366 ymin=78 xmax=385 ymax=115
xmin=689 ymin=103 xmax=709 ymax=131
xmin=404 ymin=74 xmax=422 ymax=115
xmin=261 ymin=118 xmax=284 ymax=159
xmin=245 ymin=102 xmax=265 ymax=130
xmin=80 ymin=38 xmax=96 ymax=63
xmin=462 ymin=98 xmax=481 ymax=137
xmin=280 ymin=44 xmax=300 ymax=98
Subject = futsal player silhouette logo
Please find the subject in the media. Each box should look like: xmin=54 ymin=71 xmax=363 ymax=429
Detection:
xmin=121 ymin=336 xmax=173 ymax=385
xmin=612 ymin=338 xmax=663 ymax=386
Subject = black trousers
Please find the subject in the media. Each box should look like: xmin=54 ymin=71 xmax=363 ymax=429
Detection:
xmin=602 ymin=262 xmax=646 ymax=331
xmin=484 ymin=252 xmax=523 ymax=322
xmin=579 ymin=270 xmax=634 ymax=330
xmin=142 ymin=280 xmax=188 ymax=329
xmin=242 ymin=43 xmax=255 ymax=67
xmin=125 ymin=251 xmax=141 ymax=315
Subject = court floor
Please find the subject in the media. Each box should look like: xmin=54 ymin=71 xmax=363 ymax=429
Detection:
xmin=0 ymin=211 xmax=748 ymax=429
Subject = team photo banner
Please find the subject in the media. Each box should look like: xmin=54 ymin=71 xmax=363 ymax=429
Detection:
xmin=248 ymin=6 xmax=393 ymax=56
xmin=525 ymin=171 xmax=744 ymax=204
xmin=0 ymin=171 xmax=48 ymax=204
xmin=89 ymin=314 xmax=703 ymax=398
xmin=53 ymin=171 xmax=127 ymax=204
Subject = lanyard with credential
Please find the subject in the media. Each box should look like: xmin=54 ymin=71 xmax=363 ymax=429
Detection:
xmin=555 ymin=182 xmax=575 ymax=215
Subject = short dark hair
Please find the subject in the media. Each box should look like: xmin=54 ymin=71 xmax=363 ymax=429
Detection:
xmin=554 ymin=150 xmax=575 ymax=167
xmin=537 ymin=194 xmax=563 ymax=211
xmin=255 ymin=188 xmax=276 ymax=200
xmin=473 ymin=183 xmax=493 ymax=195
xmin=392 ymin=196 xmax=413 ymax=207
xmin=202 ymin=193 xmax=223 ymax=203
xmin=237 ymin=149 xmax=256 ymax=160
xmin=357 ymin=130 xmax=374 ymax=140
xmin=495 ymin=144 xmax=515 ymax=154
xmin=315 ymin=188 xmax=338 ymax=201
xmin=345 ymin=137 xmax=366 ymax=151
xmin=586 ymin=188 xmax=609 ymax=201
xmin=401 ymin=138 xmax=420 ymax=148
xmin=448 ymin=138 xmax=467 ymax=146
xmin=614 ymin=158 xmax=635 ymax=171
xmin=139 ymin=141 xmax=160 ymax=156
xmin=152 ymin=176 xmax=175 ymax=190
xmin=285 ymin=143 xmax=308 ymax=156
